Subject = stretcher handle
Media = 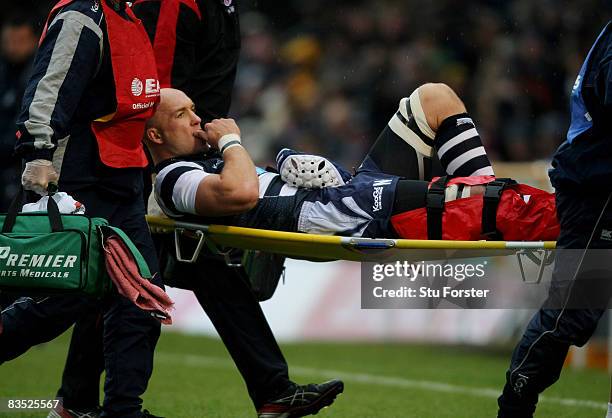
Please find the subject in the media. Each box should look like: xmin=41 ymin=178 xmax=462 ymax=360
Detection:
xmin=1 ymin=186 xmax=64 ymax=233
xmin=174 ymin=228 xmax=206 ymax=263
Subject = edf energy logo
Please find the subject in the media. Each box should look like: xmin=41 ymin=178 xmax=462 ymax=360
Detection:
xmin=131 ymin=78 xmax=143 ymax=96
xmin=0 ymin=246 xmax=78 ymax=279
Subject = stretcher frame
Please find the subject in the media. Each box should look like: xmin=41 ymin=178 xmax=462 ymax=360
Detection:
xmin=146 ymin=215 xmax=557 ymax=283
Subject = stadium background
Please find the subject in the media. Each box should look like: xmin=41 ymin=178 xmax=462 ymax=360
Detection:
xmin=1 ymin=1 xmax=611 ymax=417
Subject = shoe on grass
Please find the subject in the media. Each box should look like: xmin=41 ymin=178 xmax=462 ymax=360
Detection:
xmin=257 ymin=379 xmax=344 ymax=418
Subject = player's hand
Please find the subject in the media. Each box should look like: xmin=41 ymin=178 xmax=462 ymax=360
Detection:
xmin=193 ymin=129 xmax=207 ymax=141
xmin=203 ymin=119 xmax=241 ymax=149
xmin=22 ymin=159 xmax=59 ymax=195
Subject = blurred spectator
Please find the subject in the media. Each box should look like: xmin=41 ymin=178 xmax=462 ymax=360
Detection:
xmin=233 ymin=0 xmax=611 ymax=168
xmin=0 ymin=15 xmax=38 ymax=210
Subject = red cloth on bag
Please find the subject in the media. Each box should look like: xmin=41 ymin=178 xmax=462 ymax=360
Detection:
xmin=391 ymin=176 xmax=560 ymax=241
xmin=104 ymin=236 xmax=173 ymax=324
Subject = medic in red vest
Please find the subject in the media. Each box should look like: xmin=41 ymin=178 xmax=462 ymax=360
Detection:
xmin=10 ymin=1 xmax=165 ymax=417
xmin=16 ymin=0 xmax=160 ymax=196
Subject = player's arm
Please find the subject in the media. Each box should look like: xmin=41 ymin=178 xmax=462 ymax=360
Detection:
xmin=194 ymin=119 xmax=259 ymax=217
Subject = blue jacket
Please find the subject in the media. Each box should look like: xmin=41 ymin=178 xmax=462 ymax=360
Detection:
xmin=550 ymin=21 xmax=612 ymax=191
xmin=15 ymin=0 xmax=145 ymax=198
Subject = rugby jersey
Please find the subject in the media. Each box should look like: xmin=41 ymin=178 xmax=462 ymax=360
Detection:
xmin=153 ymin=154 xmax=302 ymax=229
xmin=153 ymin=152 xmax=400 ymax=238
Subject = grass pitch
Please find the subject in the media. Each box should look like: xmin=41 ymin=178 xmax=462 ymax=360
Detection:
xmin=1 ymin=330 xmax=608 ymax=417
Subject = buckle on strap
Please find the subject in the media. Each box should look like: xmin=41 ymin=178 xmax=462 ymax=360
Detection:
xmin=483 ymin=178 xmax=515 ymax=202
xmin=426 ymin=176 xmax=449 ymax=210
xmin=484 ymin=181 xmax=505 ymax=201
xmin=426 ymin=176 xmax=450 ymax=240
xmin=426 ymin=187 xmax=445 ymax=211
xmin=480 ymin=178 xmax=516 ymax=240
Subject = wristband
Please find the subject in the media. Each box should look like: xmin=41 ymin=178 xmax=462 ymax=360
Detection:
xmin=218 ymin=133 xmax=241 ymax=153
xmin=221 ymin=141 xmax=242 ymax=153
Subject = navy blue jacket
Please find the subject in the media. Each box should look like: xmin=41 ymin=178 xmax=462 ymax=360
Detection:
xmin=15 ymin=0 xmax=145 ymax=198
xmin=550 ymin=21 xmax=612 ymax=192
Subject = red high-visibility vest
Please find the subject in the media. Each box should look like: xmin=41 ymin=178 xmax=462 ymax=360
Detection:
xmin=41 ymin=0 xmax=160 ymax=168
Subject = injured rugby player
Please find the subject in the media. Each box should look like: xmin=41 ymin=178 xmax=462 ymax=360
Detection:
xmin=144 ymin=87 xmax=559 ymax=242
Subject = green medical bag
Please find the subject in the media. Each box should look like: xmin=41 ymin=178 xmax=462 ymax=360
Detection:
xmin=0 ymin=192 xmax=112 ymax=297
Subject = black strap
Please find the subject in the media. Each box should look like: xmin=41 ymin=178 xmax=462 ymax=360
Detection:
xmin=2 ymin=188 xmax=26 ymax=233
xmin=426 ymin=176 xmax=450 ymax=240
xmin=480 ymin=178 xmax=516 ymax=240
xmin=2 ymin=187 xmax=64 ymax=234
xmin=46 ymin=192 xmax=64 ymax=232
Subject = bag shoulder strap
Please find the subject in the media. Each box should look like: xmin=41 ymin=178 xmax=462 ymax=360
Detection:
xmin=426 ymin=176 xmax=450 ymax=240
xmin=480 ymin=178 xmax=517 ymax=240
xmin=2 ymin=188 xmax=63 ymax=233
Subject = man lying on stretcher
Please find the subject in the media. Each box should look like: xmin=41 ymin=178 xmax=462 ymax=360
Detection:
xmin=145 ymin=86 xmax=559 ymax=241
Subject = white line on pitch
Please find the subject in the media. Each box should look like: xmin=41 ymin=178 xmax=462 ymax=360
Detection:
xmin=156 ymin=351 xmax=606 ymax=411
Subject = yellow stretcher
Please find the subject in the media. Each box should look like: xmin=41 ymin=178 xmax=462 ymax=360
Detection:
xmin=146 ymin=215 xmax=557 ymax=283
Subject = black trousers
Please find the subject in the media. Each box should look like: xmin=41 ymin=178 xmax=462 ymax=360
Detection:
xmin=56 ymin=236 xmax=292 ymax=410
xmin=190 ymin=256 xmax=292 ymax=408
xmin=497 ymin=190 xmax=612 ymax=418
xmin=0 ymin=188 xmax=162 ymax=418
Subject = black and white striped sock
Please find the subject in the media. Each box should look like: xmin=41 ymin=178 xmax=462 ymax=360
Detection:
xmin=376 ymin=93 xmax=437 ymax=181
xmin=434 ymin=113 xmax=494 ymax=177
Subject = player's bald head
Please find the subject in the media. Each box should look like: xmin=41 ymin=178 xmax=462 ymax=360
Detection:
xmin=144 ymin=88 xmax=205 ymax=163
xmin=147 ymin=88 xmax=188 ymax=130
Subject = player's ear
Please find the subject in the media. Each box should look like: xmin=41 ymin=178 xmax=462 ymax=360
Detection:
xmin=146 ymin=127 xmax=163 ymax=144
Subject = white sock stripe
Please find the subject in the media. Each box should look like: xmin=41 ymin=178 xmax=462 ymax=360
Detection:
xmin=470 ymin=166 xmax=495 ymax=176
xmin=445 ymin=146 xmax=487 ymax=174
xmin=408 ymin=91 xmax=436 ymax=140
xmin=436 ymin=128 xmax=479 ymax=158
xmin=388 ymin=114 xmax=433 ymax=157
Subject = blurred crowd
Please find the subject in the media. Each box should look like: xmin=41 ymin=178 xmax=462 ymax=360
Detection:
xmin=233 ymin=0 xmax=612 ymax=168
xmin=1 ymin=0 xmax=611 ymax=199
xmin=1 ymin=4 xmax=41 ymax=209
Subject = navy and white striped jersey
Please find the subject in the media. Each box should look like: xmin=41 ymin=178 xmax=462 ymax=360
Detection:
xmin=154 ymin=154 xmax=297 ymax=216
xmin=15 ymin=0 xmax=146 ymax=198
xmin=153 ymin=153 xmax=400 ymax=238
